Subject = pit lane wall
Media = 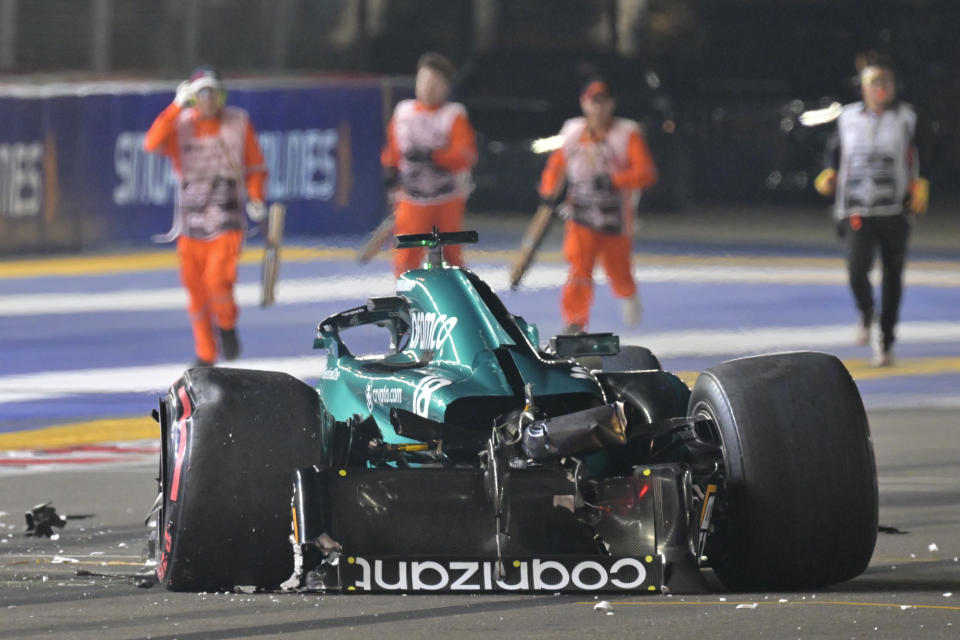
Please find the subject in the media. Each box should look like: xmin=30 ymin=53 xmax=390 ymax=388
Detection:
xmin=0 ymin=78 xmax=395 ymax=255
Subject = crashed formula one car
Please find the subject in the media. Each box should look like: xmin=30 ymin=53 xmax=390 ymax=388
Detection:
xmin=149 ymin=229 xmax=877 ymax=594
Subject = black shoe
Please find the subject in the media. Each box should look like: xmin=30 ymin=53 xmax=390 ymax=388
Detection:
xmin=192 ymin=357 xmax=214 ymax=368
xmin=219 ymin=328 xmax=241 ymax=361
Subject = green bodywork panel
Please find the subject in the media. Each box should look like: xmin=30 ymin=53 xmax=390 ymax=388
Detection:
xmin=314 ymin=266 xmax=604 ymax=444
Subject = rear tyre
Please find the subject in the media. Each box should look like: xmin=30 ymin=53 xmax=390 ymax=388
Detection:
xmin=157 ymin=367 xmax=322 ymax=592
xmin=690 ymin=352 xmax=877 ymax=590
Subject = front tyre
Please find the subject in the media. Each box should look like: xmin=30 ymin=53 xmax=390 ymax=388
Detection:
xmin=690 ymin=352 xmax=877 ymax=590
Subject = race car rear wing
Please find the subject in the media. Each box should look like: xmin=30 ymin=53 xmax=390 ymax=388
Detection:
xmin=549 ymin=332 xmax=620 ymax=358
xmin=396 ymin=227 xmax=479 ymax=269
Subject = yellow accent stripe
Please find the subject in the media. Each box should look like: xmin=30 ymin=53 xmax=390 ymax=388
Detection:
xmin=2 ymin=245 xmax=957 ymax=278
xmin=675 ymin=355 xmax=960 ymax=388
xmin=0 ymin=416 xmax=158 ymax=451
xmin=0 ymin=251 xmax=181 ymax=277
xmin=8 ymin=557 xmax=146 ymax=568
xmin=0 ymin=246 xmax=359 ymax=279
xmin=698 ymin=483 xmax=717 ymax=528
xmin=875 ymin=556 xmax=940 ymax=564
xmin=577 ymin=600 xmax=960 ymax=611
xmin=844 ymin=355 xmax=960 ymax=380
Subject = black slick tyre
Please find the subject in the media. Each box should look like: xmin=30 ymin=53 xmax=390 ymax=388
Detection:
xmin=157 ymin=367 xmax=322 ymax=592
xmin=689 ymin=352 xmax=877 ymax=590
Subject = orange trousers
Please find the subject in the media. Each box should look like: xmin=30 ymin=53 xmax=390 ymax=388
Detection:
xmin=562 ymin=221 xmax=636 ymax=329
xmin=393 ymin=197 xmax=466 ymax=277
xmin=176 ymin=230 xmax=243 ymax=362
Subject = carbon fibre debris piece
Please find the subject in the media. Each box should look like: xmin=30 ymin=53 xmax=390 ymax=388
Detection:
xmin=24 ymin=502 xmax=67 ymax=537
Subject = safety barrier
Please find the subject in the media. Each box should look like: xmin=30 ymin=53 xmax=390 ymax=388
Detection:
xmin=0 ymin=77 xmax=396 ymax=254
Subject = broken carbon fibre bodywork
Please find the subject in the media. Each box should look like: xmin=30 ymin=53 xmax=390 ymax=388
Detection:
xmin=150 ymin=229 xmax=878 ymax=594
xmin=285 ymin=230 xmax=702 ymax=593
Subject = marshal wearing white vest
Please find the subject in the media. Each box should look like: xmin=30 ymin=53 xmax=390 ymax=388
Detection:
xmin=815 ymin=55 xmax=929 ymax=367
xmin=832 ymin=101 xmax=918 ymax=221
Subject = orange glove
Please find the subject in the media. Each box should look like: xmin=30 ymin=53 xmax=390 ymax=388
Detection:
xmin=908 ymin=177 xmax=929 ymax=215
xmin=814 ymin=168 xmax=837 ymax=197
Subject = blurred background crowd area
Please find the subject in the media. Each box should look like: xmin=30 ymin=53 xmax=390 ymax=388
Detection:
xmin=0 ymin=0 xmax=958 ymax=254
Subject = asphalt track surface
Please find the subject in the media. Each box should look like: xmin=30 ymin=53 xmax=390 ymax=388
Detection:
xmin=1 ymin=207 xmax=959 ymax=638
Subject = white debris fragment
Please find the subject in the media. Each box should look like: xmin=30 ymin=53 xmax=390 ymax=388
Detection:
xmin=778 ymin=598 xmax=789 ymax=603
xmin=51 ymin=556 xmax=78 ymax=564
xmin=910 ymin=553 xmax=916 ymax=558
xmin=928 ymin=543 xmax=939 ymax=552
xmin=234 ymin=585 xmax=256 ymax=594
xmin=900 ymin=605 xmax=914 ymax=610
xmin=719 ymin=597 xmax=727 ymax=602
xmin=317 ymin=533 xmax=342 ymax=552
xmin=594 ymin=600 xmax=613 ymax=614
xmin=736 ymin=603 xmax=759 ymax=609
xmin=943 ymin=592 xmax=953 ymax=597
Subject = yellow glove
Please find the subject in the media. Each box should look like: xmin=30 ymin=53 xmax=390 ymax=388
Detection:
xmin=814 ymin=168 xmax=837 ymax=197
xmin=909 ymin=177 xmax=929 ymax=215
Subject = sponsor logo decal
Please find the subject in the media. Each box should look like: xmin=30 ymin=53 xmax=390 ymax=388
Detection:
xmin=157 ymin=525 xmax=172 ymax=581
xmin=570 ymin=365 xmax=593 ymax=380
xmin=114 ymin=128 xmax=340 ymax=206
xmin=409 ymin=311 xmax=457 ymax=351
xmin=318 ymin=367 xmax=340 ymax=381
xmin=0 ymin=141 xmax=44 ymax=218
xmin=340 ymin=306 xmax=366 ymax=317
xmin=341 ymin=556 xmax=656 ymax=592
xmin=412 ymin=375 xmax=452 ymax=417
xmin=366 ymin=381 xmax=403 ymax=412
xmin=169 ymin=386 xmax=192 ymax=503
xmin=259 ymin=129 xmax=339 ymax=201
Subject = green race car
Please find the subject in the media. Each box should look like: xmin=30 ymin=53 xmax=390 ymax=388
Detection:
xmin=148 ymin=229 xmax=877 ymax=594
